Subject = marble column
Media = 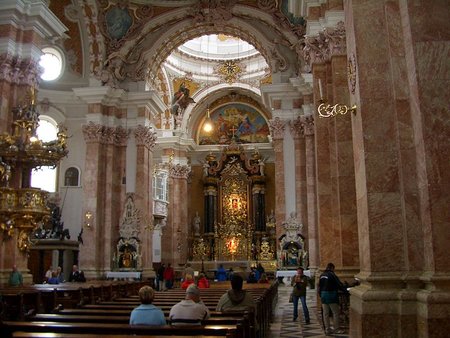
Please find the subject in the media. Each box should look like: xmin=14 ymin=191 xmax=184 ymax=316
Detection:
xmin=169 ymin=164 xmax=191 ymax=265
xmin=133 ymin=125 xmax=157 ymax=277
xmin=313 ymin=63 xmax=339 ymax=268
xmin=269 ymin=117 xmax=286 ymax=241
xmin=303 ymin=116 xmax=318 ymax=272
xmin=345 ymin=0 xmax=450 ymax=336
xmin=80 ymin=121 xmax=106 ymax=277
xmin=329 ymin=55 xmax=359 ymax=277
xmin=289 ymin=117 xmax=308 ymax=230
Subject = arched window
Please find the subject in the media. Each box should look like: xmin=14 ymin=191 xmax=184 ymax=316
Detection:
xmin=30 ymin=117 xmax=58 ymax=192
xmin=64 ymin=167 xmax=80 ymax=187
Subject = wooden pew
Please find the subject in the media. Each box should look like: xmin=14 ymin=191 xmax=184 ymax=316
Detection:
xmin=1 ymin=321 xmax=243 ymax=338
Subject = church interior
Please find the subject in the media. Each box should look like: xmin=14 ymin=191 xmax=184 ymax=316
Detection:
xmin=0 ymin=0 xmax=448 ymax=337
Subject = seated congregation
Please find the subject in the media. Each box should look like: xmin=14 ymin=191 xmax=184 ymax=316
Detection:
xmin=0 ymin=272 xmax=277 ymax=338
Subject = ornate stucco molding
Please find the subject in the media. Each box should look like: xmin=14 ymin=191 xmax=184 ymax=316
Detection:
xmin=0 ymin=54 xmax=42 ymax=87
xmin=82 ymin=122 xmax=104 ymax=143
xmin=114 ymin=126 xmax=129 ymax=147
xmin=301 ymin=115 xmax=315 ymax=137
xmin=303 ymin=21 xmax=346 ymax=71
xmin=289 ymin=116 xmax=305 ymax=139
xmin=169 ymin=163 xmax=191 ymax=179
xmin=134 ymin=125 xmax=157 ymax=149
xmin=269 ymin=117 xmax=286 ymax=140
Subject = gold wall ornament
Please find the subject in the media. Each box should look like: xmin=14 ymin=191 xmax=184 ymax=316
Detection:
xmin=317 ymin=99 xmax=357 ymax=118
xmin=17 ymin=229 xmax=32 ymax=252
xmin=217 ymin=60 xmax=244 ymax=84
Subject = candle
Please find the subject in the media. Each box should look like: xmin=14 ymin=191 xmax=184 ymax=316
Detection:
xmin=318 ymin=79 xmax=323 ymax=99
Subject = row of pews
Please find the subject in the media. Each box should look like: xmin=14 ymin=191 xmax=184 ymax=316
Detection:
xmin=1 ymin=280 xmax=278 ymax=338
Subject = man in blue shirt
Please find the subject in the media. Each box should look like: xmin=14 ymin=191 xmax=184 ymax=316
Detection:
xmin=129 ymin=286 xmax=166 ymax=325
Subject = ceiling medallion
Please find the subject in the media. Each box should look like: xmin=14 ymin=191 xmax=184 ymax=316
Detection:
xmin=217 ymin=60 xmax=244 ymax=84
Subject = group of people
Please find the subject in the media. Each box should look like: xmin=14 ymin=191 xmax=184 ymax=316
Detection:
xmin=290 ymin=263 xmax=347 ymax=336
xmin=156 ymin=262 xmax=175 ymax=291
xmin=130 ymin=274 xmax=256 ymax=326
xmin=44 ymin=265 xmax=65 ymax=284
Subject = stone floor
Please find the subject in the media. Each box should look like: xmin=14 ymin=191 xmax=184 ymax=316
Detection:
xmin=268 ymin=283 xmax=349 ymax=338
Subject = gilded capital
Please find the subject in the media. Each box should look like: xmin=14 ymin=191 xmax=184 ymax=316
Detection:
xmin=301 ymin=115 xmax=315 ymax=136
xmin=114 ymin=126 xmax=129 ymax=146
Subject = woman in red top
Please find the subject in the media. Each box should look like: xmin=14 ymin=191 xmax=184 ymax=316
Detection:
xmin=181 ymin=274 xmax=194 ymax=289
xmin=197 ymin=273 xmax=210 ymax=288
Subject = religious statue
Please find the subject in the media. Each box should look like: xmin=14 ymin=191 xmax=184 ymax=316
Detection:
xmin=193 ymin=211 xmax=201 ymax=235
xmin=258 ymin=158 xmax=265 ymax=176
xmin=202 ymin=161 xmax=210 ymax=177
xmin=120 ymin=248 xmax=133 ymax=268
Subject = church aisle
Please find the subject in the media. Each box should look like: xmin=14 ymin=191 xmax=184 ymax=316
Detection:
xmin=268 ymin=282 xmax=349 ymax=338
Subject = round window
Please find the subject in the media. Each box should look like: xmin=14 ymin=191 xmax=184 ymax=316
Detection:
xmin=39 ymin=47 xmax=63 ymax=81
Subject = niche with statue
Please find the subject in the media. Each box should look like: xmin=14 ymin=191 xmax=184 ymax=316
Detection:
xmin=113 ymin=194 xmax=142 ymax=270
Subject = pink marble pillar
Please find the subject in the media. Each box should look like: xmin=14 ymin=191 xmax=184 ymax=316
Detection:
xmin=80 ymin=121 xmax=105 ymax=277
xmin=345 ymin=0 xmax=450 ymax=336
xmin=399 ymin=0 xmax=450 ymax=336
xmin=330 ymin=55 xmax=359 ymax=274
xmin=133 ymin=125 xmax=157 ymax=277
xmin=169 ymin=164 xmax=191 ymax=265
xmin=269 ymin=117 xmax=286 ymax=241
xmin=302 ymin=116 xmax=318 ymax=271
xmin=313 ymin=63 xmax=339 ymax=268
xmin=289 ymin=117 xmax=308 ymax=229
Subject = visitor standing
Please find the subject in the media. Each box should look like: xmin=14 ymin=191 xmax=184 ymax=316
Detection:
xmin=163 ymin=263 xmax=174 ymax=289
xmin=291 ymin=267 xmax=310 ymax=323
xmin=318 ymin=263 xmax=346 ymax=335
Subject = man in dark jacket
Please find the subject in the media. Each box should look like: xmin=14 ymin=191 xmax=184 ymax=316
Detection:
xmin=318 ymin=263 xmax=346 ymax=335
xmin=68 ymin=264 xmax=86 ymax=282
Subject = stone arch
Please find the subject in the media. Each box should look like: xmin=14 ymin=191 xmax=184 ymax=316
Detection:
xmin=183 ymin=83 xmax=266 ymax=140
xmin=99 ymin=5 xmax=300 ymax=87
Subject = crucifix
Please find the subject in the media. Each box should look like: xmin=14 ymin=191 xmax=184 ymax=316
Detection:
xmin=229 ymin=125 xmax=237 ymax=139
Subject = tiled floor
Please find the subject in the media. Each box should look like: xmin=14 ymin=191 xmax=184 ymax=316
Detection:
xmin=268 ymin=283 xmax=349 ymax=338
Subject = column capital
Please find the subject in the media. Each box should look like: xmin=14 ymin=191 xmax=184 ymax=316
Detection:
xmin=269 ymin=117 xmax=286 ymax=140
xmin=301 ymin=115 xmax=315 ymax=136
xmin=0 ymin=54 xmax=41 ymax=87
xmin=114 ymin=126 xmax=129 ymax=147
xmin=303 ymin=21 xmax=346 ymax=70
xmin=82 ymin=121 xmax=103 ymax=143
xmin=289 ymin=116 xmax=305 ymax=139
xmin=170 ymin=163 xmax=191 ymax=179
xmin=134 ymin=124 xmax=157 ymax=149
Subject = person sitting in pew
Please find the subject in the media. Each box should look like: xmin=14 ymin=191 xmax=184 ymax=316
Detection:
xmin=47 ymin=271 xmax=60 ymax=284
xmin=130 ymin=286 xmax=166 ymax=326
xmin=216 ymin=274 xmax=255 ymax=312
xmin=69 ymin=265 xmax=86 ymax=282
xmin=197 ymin=273 xmax=210 ymax=288
xmin=8 ymin=264 xmax=23 ymax=286
xmin=181 ymin=273 xmax=195 ymax=290
xmin=169 ymin=284 xmax=210 ymax=326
